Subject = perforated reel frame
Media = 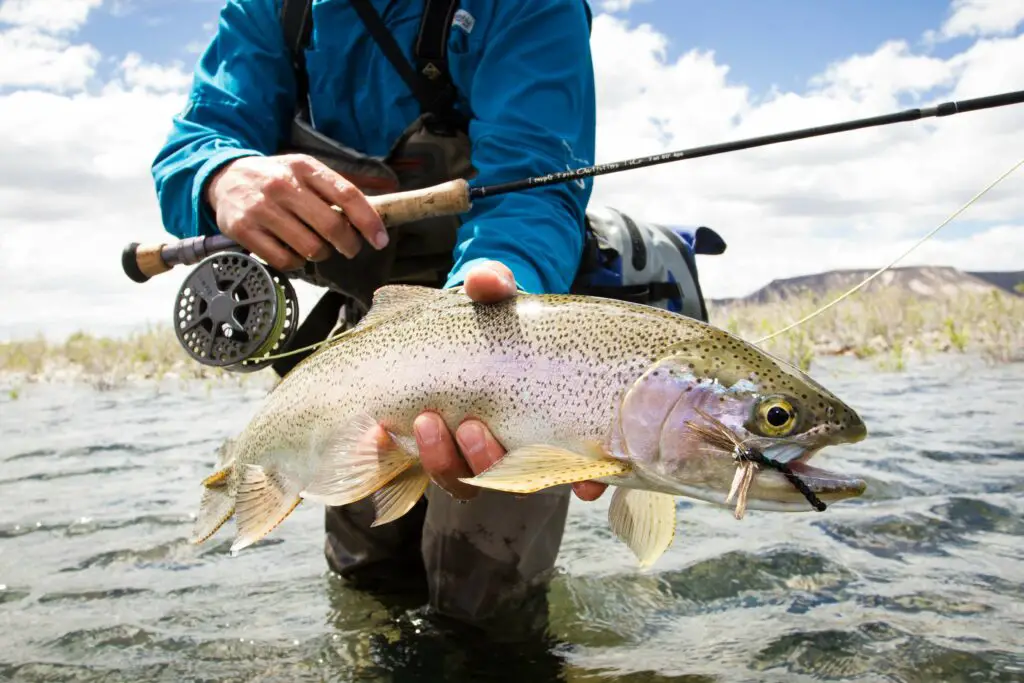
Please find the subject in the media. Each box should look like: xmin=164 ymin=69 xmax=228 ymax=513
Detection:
xmin=173 ymin=251 xmax=300 ymax=372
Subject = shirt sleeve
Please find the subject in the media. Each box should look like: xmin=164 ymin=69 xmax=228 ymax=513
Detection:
xmin=150 ymin=0 xmax=294 ymax=240
xmin=445 ymin=0 xmax=597 ymax=295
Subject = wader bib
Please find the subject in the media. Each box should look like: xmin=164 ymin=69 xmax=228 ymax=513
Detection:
xmin=274 ymin=0 xmax=725 ymax=630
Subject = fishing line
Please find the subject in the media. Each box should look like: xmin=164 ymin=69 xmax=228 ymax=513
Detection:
xmin=754 ymin=155 xmax=1024 ymax=345
xmin=122 ymin=89 xmax=1024 ymax=283
xmin=735 ymin=447 xmax=828 ymax=512
xmin=249 ymin=320 xmax=347 ymax=363
xmin=239 ymin=155 xmax=1024 ymax=368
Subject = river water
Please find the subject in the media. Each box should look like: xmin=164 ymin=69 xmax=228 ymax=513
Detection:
xmin=1 ymin=355 xmax=1022 ymax=682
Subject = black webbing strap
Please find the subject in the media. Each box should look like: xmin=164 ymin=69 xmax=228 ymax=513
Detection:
xmin=281 ymin=0 xmax=313 ymax=120
xmin=274 ymin=0 xmax=463 ymax=379
xmin=413 ymin=0 xmax=461 ymax=109
xmin=348 ymin=0 xmax=461 ymax=119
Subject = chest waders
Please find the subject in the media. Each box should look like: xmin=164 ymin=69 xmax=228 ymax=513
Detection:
xmin=273 ymin=0 xmax=725 ymax=632
xmin=272 ymin=0 xmax=725 ymax=379
xmin=271 ymin=0 xmax=477 ymax=378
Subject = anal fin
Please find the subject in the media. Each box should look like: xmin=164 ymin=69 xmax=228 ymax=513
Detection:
xmin=459 ymin=443 xmax=631 ymax=495
xmin=300 ymin=412 xmax=418 ymax=507
xmin=230 ymin=464 xmax=303 ymax=554
xmin=370 ymin=462 xmax=429 ymax=527
xmin=608 ymin=488 xmax=677 ymax=568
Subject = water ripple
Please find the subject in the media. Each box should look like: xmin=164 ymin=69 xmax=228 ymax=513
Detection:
xmin=1 ymin=358 xmax=1022 ymax=681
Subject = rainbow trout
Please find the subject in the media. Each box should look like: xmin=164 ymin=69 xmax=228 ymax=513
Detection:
xmin=193 ymin=285 xmax=867 ymax=567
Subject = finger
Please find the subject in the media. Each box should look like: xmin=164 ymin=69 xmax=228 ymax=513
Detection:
xmin=463 ymin=261 xmax=518 ymax=303
xmin=256 ymin=200 xmax=332 ymax=263
xmin=454 ymin=419 xmax=506 ymax=476
xmin=328 ymin=213 xmax=363 ymax=259
xmin=299 ymin=159 xmax=388 ymax=250
xmin=414 ymin=412 xmax=479 ymax=500
xmin=572 ymin=481 xmax=608 ymax=502
xmin=281 ymin=185 xmax=362 ymax=259
xmin=232 ymin=227 xmax=304 ymax=271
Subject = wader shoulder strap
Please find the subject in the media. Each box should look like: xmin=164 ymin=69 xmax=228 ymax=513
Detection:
xmin=274 ymin=0 xmax=463 ymax=379
xmin=281 ymin=0 xmax=314 ymax=120
xmin=349 ymin=0 xmax=462 ymax=121
xmin=280 ymin=0 xmax=462 ymax=122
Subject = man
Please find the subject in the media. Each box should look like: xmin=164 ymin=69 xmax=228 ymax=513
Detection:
xmin=151 ymin=0 xmax=603 ymax=629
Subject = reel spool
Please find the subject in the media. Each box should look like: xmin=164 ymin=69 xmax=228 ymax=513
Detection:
xmin=173 ymin=251 xmax=299 ymax=373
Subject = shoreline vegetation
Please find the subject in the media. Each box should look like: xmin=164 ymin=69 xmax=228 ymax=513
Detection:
xmin=2 ymin=287 xmax=1021 ymax=392
xmin=709 ymin=286 xmax=1023 ymax=371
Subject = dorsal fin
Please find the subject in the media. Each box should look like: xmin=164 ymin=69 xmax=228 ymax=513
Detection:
xmin=352 ymin=285 xmax=445 ymax=331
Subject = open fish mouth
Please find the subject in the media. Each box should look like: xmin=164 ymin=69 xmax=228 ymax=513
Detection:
xmin=743 ymin=448 xmax=867 ymax=511
xmin=783 ymin=459 xmax=867 ymax=497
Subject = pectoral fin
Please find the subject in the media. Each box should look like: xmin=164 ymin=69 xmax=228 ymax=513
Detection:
xmin=608 ymin=488 xmax=677 ymax=568
xmin=459 ymin=443 xmax=631 ymax=495
xmin=370 ymin=462 xmax=429 ymax=527
xmin=301 ymin=412 xmax=418 ymax=507
xmin=230 ymin=464 xmax=304 ymax=553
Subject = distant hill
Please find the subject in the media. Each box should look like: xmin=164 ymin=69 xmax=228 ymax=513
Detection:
xmin=710 ymin=266 xmax=1023 ymax=306
xmin=968 ymin=271 xmax=1024 ymax=295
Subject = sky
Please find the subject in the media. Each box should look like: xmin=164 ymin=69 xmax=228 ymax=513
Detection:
xmin=0 ymin=0 xmax=1022 ymax=341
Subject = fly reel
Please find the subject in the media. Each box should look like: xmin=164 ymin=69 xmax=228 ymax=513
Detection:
xmin=173 ymin=251 xmax=299 ymax=372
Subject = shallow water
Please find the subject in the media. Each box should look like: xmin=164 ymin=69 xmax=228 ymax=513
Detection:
xmin=1 ymin=355 xmax=1022 ymax=682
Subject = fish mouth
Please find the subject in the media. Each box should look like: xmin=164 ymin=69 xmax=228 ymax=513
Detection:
xmin=744 ymin=447 xmax=867 ymax=511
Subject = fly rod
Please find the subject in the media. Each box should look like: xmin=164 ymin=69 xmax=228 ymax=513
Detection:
xmin=122 ymin=88 xmax=1024 ymax=283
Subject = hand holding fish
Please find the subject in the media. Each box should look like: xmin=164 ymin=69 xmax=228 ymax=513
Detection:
xmin=412 ymin=260 xmax=608 ymax=502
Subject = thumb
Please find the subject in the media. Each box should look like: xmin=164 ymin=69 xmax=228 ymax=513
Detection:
xmin=463 ymin=261 xmax=518 ymax=303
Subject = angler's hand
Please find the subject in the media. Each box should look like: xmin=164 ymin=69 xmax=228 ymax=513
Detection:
xmin=412 ymin=260 xmax=608 ymax=503
xmin=205 ymin=154 xmax=389 ymax=271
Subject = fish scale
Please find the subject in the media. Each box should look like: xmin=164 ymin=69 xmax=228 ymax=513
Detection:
xmin=190 ymin=285 xmax=868 ymax=567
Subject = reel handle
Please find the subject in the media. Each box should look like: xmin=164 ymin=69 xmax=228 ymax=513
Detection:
xmin=121 ymin=178 xmax=472 ymax=283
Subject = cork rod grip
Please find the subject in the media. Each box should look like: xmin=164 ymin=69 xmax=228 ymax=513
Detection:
xmin=362 ymin=178 xmax=472 ymax=226
xmin=121 ymin=180 xmax=473 ymax=283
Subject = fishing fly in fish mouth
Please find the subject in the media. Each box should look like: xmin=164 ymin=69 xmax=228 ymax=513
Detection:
xmin=189 ymin=285 xmax=868 ymax=569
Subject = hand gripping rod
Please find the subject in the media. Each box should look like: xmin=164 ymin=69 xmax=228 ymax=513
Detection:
xmin=122 ymin=88 xmax=1024 ymax=283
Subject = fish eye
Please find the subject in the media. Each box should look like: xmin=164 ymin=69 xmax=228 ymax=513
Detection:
xmin=752 ymin=396 xmax=798 ymax=437
xmin=766 ymin=405 xmax=790 ymax=427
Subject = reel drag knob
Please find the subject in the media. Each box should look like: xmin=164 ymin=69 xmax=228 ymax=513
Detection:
xmin=173 ymin=252 xmax=299 ymax=372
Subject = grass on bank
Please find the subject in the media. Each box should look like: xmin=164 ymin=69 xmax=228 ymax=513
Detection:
xmin=709 ymin=286 xmax=1023 ymax=371
xmin=0 ymin=325 xmax=266 ymax=391
xmin=1 ymin=287 xmax=1021 ymax=390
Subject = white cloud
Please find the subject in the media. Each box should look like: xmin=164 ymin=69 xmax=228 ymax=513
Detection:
xmin=936 ymin=0 xmax=1024 ymax=39
xmin=0 ymin=1 xmax=1022 ymax=342
xmin=596 ymin=0 xmax=650 ymax=14
xmin=0 ymin=0 xmax=106 ymax=91
xmin=0 ymin=26 xmax=101 ymax=90
xmin=586 ymin=13 xmax=1024 ymax=302
xmin=117 ymin=52 xmax=193 ymax=93
xmin=0 ymin=0 xmax=103 ymax=33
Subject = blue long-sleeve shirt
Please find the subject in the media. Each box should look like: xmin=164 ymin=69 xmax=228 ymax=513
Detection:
xmin=151 ymin=0 xmax=596 ymax=295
